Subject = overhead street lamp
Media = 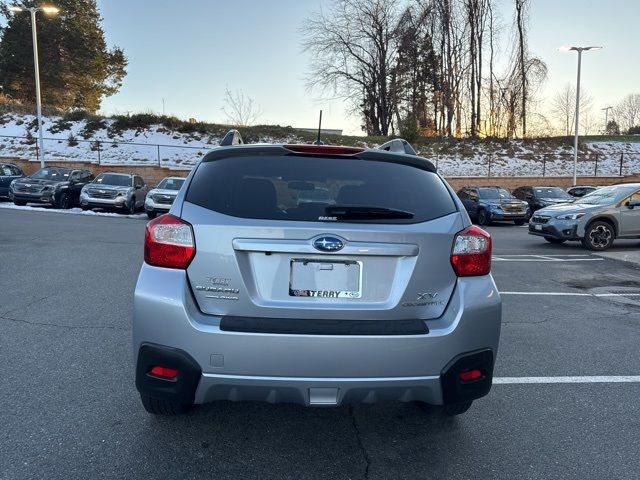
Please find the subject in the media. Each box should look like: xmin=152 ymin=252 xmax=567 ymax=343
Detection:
xmin=602 ymin=106 xmax=613 ymax=134
xmin=8 ymin=4 xmax=60 ymax=169
xmin=560 ymin=45 xmax=602 ymax=186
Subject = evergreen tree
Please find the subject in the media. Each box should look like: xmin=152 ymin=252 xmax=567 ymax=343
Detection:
xmin=0 ymin=0 xmax=127 ymax=112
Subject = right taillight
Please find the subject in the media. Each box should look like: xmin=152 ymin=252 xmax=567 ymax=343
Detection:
xmin=144 ymin=214 xmax=195 ymax=269
xmin=450 ymin=225 xmax=492 ymax=277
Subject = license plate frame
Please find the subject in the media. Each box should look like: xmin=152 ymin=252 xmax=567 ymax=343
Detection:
xmin=289 ymin=259 xmax=362 ymax=299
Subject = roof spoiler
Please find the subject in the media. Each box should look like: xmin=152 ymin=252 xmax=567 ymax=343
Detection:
xmin=219 ymin=129 xmax=244 ymax=147
xmin=377 ymin=138 xmax=417 ymax=156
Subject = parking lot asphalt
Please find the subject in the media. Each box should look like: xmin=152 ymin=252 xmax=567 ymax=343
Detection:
xmin=1 ymin=208 xmax=640 ymax=480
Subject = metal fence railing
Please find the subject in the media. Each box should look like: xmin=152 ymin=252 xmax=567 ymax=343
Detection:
xmin=432 ymin=152 xmax=639 ymax=178
xmin=0 ymin=134 xmax=209 ymax=167
xmin=0 ymin=133 xmax=638 ymax=177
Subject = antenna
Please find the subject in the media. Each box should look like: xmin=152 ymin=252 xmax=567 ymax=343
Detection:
xmin=314 ymin=110 xmax=324 ymax=145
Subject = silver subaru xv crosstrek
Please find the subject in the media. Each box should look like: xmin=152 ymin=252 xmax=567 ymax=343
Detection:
xmin=133 ymin=140 xmax=501 ymax=416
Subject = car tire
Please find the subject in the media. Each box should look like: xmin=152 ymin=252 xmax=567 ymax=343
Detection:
xmin=13 ymin=200 xmax=27 ymax=206
xmin=127 ymin=197 xmax=136 ymax=215
xmin=544 ymin=237 xmax=566 ymax=244
xmin=56 ymin=192 xmax=70 ymax=209
xmin=582 ymin=221 xmax=615 ymax=251
xmin=514 ymin=219 xmax=525 ymax=226
xmin=477 ymin=210 xmax=489 ymax=226
xmin=146 ymin=211 xmax=157 ymax=219
xmin=442 ymin=401 xmax=473 ymax=416
xmin=139 ymin=394 xmax=191 ymax=416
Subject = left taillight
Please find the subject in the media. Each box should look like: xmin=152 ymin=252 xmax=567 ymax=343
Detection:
xmin=144 ymin=214 xmax=195 ymax=269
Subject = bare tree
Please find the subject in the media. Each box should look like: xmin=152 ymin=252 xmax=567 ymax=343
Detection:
xmin=615 ymin=93 xmax=640 ymax=133
xmin=551 ymin=83 xmax=593 ymax=135
xmin=221 ymin=88 xmax=262 ymax=127
xmin=302 ymin=0 xmax=401 ymax=136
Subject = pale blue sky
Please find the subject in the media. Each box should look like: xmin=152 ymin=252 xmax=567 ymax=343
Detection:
xmin=43 ymin=1 xmax=640 ymax=133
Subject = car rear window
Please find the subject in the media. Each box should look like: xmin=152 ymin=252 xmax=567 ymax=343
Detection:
xmin=186 ymin=155 xmax=457 ymax=223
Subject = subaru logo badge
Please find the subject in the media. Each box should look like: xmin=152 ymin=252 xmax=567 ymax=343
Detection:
xmin=313 ymin=236 xmax=344 ymax=252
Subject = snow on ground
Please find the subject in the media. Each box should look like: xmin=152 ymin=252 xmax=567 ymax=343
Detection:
xmin=0 ymin=201 xmax=147 ymax=220
xmin=1 ymin=112 xmax=640 ymax=176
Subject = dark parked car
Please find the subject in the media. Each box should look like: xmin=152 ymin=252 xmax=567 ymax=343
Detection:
xmin=457 ymin=186 xmax=529 ymax=226
xmin=512 ymin=185 xmax=573 ymax=213
xmin=0 ymin=163 xmax=25 ymax=199
xmin=9 ymin=167 xmax=94 ymax=209
xmin=567 ymin=185 xmax=598 ymax=198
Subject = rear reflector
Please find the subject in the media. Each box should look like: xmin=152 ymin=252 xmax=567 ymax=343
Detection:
xmin=459 ymin=369 xmax=483 ymax=382
xmin=450 ymin=225 xmax=492 ymax=277
xmin=144 ymin=214 xmax=195 ymax=269
xmin=283 ymin=144 xmax=364 ymax=155
xmin=149 ymin=366 xmax=179 ymax=379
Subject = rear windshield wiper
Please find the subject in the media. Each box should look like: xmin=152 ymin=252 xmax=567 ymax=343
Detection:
xmin=324 ymin=205 xmax=414 ymax=220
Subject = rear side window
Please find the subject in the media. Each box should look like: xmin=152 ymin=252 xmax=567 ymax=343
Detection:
xmin=186 ymin=155 xmax=457 ymax=223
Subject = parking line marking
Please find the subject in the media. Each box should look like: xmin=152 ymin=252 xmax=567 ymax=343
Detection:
xmin=500 ymin=291 xmax=640 ymax=297
xmin=494 ymin=376 xmax=640 ymax=384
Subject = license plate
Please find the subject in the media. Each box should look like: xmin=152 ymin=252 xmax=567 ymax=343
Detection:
xmin=289 ymin=259 xmax=362 ymax=298
xmin=534 ymin=224 xmax=543 ymax=231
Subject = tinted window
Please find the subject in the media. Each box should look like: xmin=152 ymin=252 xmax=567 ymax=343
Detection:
xmin=478 ymin=188 xmax=514 ymax=200
xmin=534 ymin=187 xmax=571 ymax=199
xmin=157 ymin=178 xmax=185 ymax=190
xmin=1 ymin=165 xmax=13 ymax=175
xmin=31 ymin=168 xmax=70 ymax=181
xmin=457 ymin=189 xmax=468 ymax=200
xmin=187 ymin=156 xmax=457 ymax=223
xmin=94 ymin=173 xmax=132 ymax=187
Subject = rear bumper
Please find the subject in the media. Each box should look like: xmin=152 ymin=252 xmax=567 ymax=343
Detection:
xmin=133 ymin=265 xmax=501 ymax=407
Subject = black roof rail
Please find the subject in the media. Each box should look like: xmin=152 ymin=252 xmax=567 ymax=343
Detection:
xmin=377 ymin=138 xmax=417 ymax=156
xmin=219 ymin=129 xmax=244 ymax=147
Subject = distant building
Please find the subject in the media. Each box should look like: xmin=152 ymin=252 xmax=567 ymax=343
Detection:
xmin=295 ymin=128 xmax=343 ymax=136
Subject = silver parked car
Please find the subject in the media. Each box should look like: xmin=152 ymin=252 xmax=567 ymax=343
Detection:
xmin=80 ymin=172 xmax=148 ymax=214
xmin=528 ymin=183 xmax=640 ymax=250
xmin=133 ymin=139 xmax=501 ymax=416
xmin=144 ymin=176 xmax=186 ymax=219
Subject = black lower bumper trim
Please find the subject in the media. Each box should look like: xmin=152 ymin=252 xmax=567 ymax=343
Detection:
xmin=135 ymin=343 xmax=202 ymax=404
xmin=220 ymin=316 xmax=429 ymax=335
xmin=440 ymin=349 xmax=494 ymax=404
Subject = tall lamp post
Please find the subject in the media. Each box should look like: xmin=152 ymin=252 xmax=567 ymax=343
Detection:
xmin=560 ymin=46 xmax=602 ymax=186
xmin=8 ymin=4 xmax=60 ymax=169
xmin=602 ymin=106 xmax=613 ymax=134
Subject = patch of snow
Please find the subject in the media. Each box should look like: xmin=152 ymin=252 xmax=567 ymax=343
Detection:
xmin=0 ymin=202 xmax=147 ymax=220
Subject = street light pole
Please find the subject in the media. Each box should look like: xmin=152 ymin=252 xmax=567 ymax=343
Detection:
xmin=572 ymin=49 xmax=582 ymax=187
xmin=560 ymin=45 xmax=602 ymax=186
xmin=29 ymin=8 xmax=45 ymax=169
xmin=602 ymin=106 xmax=613 ymax=134
xmin=8 ymin=5 xmax=59 ymax=169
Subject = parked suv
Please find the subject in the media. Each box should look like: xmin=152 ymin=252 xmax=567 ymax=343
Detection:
xmin=80 ymin=172 xmax=148 ymax=214
xmin=133 ymin=139 xmax=501 ymax=416
xmin=529 ymin=183 xmax=640 ymax=250
xmin=9 ymin=167 xmax=93 ymax=208
xmin=457 ymin=186 xmax=529 ymax=225
xmin=0 ymin=163 xmax=25 ymax=199
xmin=144 ymin=176 xmax=185 ymax=219
xmin=512 ymin=185 xmax=573 ymax=213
